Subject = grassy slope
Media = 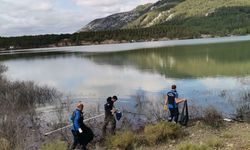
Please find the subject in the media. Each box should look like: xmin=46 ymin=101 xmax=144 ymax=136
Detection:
xmin=138 ymin=122 xmax=250 ymax=150
xmin=39 ymin=122 xmax=250 ymax=150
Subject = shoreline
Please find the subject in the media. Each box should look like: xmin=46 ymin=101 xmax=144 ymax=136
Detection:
xmin=1 ymin=34 xmax=250 ymax=55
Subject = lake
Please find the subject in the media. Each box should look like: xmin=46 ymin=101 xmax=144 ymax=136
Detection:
xmin=1 ymin=38 xmax=250 ymax=116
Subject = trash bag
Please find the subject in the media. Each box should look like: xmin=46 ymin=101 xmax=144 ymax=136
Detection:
xmin=79 ymin=123 xmax=94 ymax=146
xmin=179 ymin=101 xmax=189 ymax=126
xmin=116 ymin=111 xmax=122 ymax=121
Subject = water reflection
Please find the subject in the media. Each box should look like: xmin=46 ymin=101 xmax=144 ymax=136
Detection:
xmin=86 ymin=41 xmax=250 ymax=78
xmin=1 ymin=41 xmax=250 ymax=114
xmin=3 ymin=55 xmax=170 ymax=97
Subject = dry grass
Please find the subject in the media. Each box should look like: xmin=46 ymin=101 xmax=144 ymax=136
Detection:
xmin=139 ymin=121 xmax=250 ymax=150
xmin=106 ymin=131 xmax=136 ymax=150
xmin=105 ymin=122 xmax=184 ymax=149
xmin=40 ymin=140 xmax=68 ymax=150
xmin=144 ymin=122 xmax=183 ymax=146
xmin=0 ymin=138 xmax=10 ymax=150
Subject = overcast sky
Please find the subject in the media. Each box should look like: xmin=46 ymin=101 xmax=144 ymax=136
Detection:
xmin=0 ymin=0 xmax=158 ymax=37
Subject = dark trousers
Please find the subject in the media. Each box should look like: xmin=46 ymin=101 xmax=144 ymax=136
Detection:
xmin=102 ymin=115 xmax=116 ymax=136
xmin=71 ymin=130 xmax=87 ymax=150
xmin=168 ymin=108 xmax=179 ymax=123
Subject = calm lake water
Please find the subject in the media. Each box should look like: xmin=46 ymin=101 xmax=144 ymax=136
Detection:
xmin=1 ymin=39 xmax=250 ymax=115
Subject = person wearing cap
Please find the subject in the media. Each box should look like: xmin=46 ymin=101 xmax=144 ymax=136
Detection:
xmin=102 ymin=95 xmax=118 ymax=136
xmin=165 ymin=85 xmax=187 ymax=123
xmin=70 ymin=103 xmax=87 ymax=150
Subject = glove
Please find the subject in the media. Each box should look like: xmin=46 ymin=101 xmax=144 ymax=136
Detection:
xmin=163 ymin=105 xmax=168 ymax=111
xmin=78 ymin=128 xmax=83 ymax=133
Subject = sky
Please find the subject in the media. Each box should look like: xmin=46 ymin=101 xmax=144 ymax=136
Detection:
xmin=0 ymin=0 xmax=158 ymax=37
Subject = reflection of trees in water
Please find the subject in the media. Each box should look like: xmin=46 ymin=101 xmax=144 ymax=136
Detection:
xmin=86 ymin=41 xmax=250 ymax=78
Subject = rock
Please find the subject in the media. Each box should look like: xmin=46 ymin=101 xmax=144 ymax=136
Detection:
xmin=78 ymin=4 xmax=153 ymax=32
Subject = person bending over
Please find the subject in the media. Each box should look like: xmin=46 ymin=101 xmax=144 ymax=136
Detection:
xmin=165 ymin=85 xmax=187 ymax=123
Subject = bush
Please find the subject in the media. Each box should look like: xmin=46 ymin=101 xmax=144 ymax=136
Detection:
xmin=178 ymin=143 xmax=211 ymax=150
xmin=105 ymin=122 xmax=185 ymax=149
xmin=236 ymin=92 xmax=250 ymax=123
xmin=236 ymin=105 xmax=250 ymax=123
xmin=144 ymin=122 xmax=183 ymax=145
xmin=40 ymin=141 xmax=67 ymax=150
xmin=202 ymin=107 xmax=224 ymax=128
xmin=106 ymin=131 xmax=136 ymax=150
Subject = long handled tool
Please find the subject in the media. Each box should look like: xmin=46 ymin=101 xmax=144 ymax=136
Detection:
xmin=44 ymin=113 xmax=105 ymax=136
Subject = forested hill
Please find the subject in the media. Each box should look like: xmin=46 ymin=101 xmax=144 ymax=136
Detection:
xmin=80 ymin=0 xmax=250 ymax=35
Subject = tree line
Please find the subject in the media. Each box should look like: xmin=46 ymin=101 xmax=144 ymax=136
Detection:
xmin=0 ymin=26 xmax=199 ymax=50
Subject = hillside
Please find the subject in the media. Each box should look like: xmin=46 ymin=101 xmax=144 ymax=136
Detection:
xmin=80 ymin=0 xmax=250 ymax=35
xmin=78 ymin=3 xmax=153 ymax=32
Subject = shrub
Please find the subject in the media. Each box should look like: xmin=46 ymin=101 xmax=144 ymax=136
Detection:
xmin=202 ymin=107 xmax=224 ymax=128
xmin=106 ymin=131 xmax=136 ymax=150
xmin=0 ymin=64 xmax=7 ymax=74
xmin=144 ymin=122 xmax=183 ymax=145
xmin=178 ymin=143 xmax=211 ymax=150
xmin=236 ymin=92 xmax=250 ymax=123
xmin=0 ymin=64 xmax=62 ymax=149
xmin=40 ymin=141 xmax=67 ymax=150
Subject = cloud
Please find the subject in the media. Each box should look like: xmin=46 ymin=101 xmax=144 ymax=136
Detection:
xmin=0 ymin=0 xmax=87 ymax=36
xmin=73 ymin=0 xmax=119 ymax=7
xmin=1 ymin=0 xmax=53 ymax=11
xmin=73 ymin=0 xmax=157 ymax=13
xmin=0 ymin=0 xmax=158 ymax=36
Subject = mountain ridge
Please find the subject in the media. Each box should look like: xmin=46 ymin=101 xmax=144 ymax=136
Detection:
xmin=78 ymin=3 xmax=153 ymax=32
xmin=79 ymin=0 xmax=250 ymax=35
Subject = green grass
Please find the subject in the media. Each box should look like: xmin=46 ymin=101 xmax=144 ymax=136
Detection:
xmin=40 ymin=141 xmax=67 ymax=150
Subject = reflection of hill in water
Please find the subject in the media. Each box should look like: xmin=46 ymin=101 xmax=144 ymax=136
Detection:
xmin=86 ymin=41 xmax=250 ymax=78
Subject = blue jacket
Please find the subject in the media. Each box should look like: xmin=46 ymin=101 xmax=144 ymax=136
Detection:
xmin=167 ymin=90 xmax=178 ymax=109
xmin=71 ymin=109 xmax=84 ymax=131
